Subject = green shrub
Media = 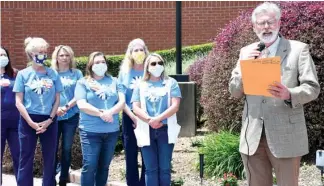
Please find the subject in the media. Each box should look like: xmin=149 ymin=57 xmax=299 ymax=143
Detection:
xmin=74 ymin=43 xmax=213 ymax=76
xmin=198 ymin=131 xmax=244 ymax=179
xmin=171 ymin=177 xmax=184 ymax=186
xmin=189 ymin=2 xmax=324 ymax=161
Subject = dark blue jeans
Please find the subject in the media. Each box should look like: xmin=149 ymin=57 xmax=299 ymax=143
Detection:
xmin=79 ymin=129 xmax=119 ymax=186
xmin=17 ymin=114 xmax=58 ymax=186
xmin=141 ymin=126 xmax=174 ymax=186
xmin=122 ymin=113 xmax=145 ymax=186
xmin=1 ymin=117 xmax=20 ymax=183
xmin=55 ymin=113 xmax=79 ymax=182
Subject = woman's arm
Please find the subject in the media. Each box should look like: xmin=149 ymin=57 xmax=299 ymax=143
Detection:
xmin=77 ymin=99 xmax=103 ymax=117
xmin=123 ymin=105 xmax=137 ymax=122
xmin=15 ymin=92 xmax=38 ymax=130
xmin=107 ymin=92 xmax=125 ymax=114
xmin=132 ymin=101 xmax=151 ymax=123
xmin=149 ymin=97 xmax=180 ymax=125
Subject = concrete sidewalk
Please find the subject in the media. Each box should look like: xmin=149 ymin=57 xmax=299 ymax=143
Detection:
xmin=2 ymin=172 xmax=126 ymax=186
xmin=2 ymin=174 xmax=80 ymax=186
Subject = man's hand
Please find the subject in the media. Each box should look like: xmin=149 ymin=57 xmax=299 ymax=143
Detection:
xmin=239 ymin=43 xmax=262 ymax=60
xmin=268 ymin=82 xmax=291 ymax=100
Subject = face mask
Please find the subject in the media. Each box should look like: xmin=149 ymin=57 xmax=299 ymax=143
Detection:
xmin=132 ymin=51 xmax=145 ymax=64
xmin=148 ymin=65 xmax=164 ymax=77
xmin=0 ymin=56 xmax=9 ymax=68
xmin=34 ymin=54 xmax=47 ymax=66
xmin=92 ymin=63 xmax=107 ymax=76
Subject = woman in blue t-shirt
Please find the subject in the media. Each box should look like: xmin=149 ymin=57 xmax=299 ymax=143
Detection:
xmin=118 ymin=38 xmax=149 ymax=186
xmin=131 ymin=53 xmax=182 ymax=186
xmin=51 ymin=45 xmax=83 ymax=186
xmin=0 ymin=46 xmax=20 ymax=183
xmin=75 ymin=52 xmax=125 ymax=186
xmin=13 ymin=37 xmax=63 ymax=186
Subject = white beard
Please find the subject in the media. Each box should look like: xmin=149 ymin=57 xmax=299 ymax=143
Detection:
xmin=257 ymin=27 xmax=279 ymax=44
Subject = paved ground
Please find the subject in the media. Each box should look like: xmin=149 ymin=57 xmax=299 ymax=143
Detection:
xmin=2 ymin=174 xmax=80 ymax=186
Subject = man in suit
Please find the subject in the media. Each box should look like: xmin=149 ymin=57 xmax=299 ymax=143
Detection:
xmin=229 ymin=2 xmax=320 ymax=186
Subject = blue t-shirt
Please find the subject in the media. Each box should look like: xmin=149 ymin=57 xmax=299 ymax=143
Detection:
xmin=13 ymin=66 xmax=63 ymax=115
xmin=131 ymin=77 xmax=182 ymax=124
xmin=57 ymin=69 xmax=83 ymax=120
xmin=1 ymin=73 xmax=19 ymax=120
xmin=75 ymin=76 xmax=125 ymax=133
xmin=118 ymin=69 xmax=144 ymax=109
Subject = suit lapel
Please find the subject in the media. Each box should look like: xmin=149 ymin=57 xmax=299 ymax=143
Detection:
xmin=275 ymin=36 xmax=289 ymax=64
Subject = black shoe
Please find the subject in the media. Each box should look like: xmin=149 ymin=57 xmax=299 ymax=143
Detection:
xmin=58 ymin=180 xmax=67 ymax=186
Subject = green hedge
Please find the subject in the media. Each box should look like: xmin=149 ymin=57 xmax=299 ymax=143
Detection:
xmin=74 ymin=43 xmax=213 ymax=76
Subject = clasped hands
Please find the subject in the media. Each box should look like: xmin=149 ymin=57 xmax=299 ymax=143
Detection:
xmin=131 ymin=116 xmax=163 ymax=129
xmin=99 ymin=109 xmax=114 ymax=123
xmin=30 ymin=119 xmax=52 ymax=134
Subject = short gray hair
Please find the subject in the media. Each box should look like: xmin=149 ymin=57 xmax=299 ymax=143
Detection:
xmin=251 ymin=2 xmax=281 ymax=23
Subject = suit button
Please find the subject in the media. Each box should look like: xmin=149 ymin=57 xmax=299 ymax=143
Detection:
xmin=262 ymin=99 xmax=266 ymax=103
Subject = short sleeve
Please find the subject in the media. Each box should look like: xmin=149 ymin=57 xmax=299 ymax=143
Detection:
xmin=54 ymin=72 xmax=63 ymax=93
xmin=131 ymin=86 xmax=140 ymax=103
xmin=75 ymin=79 xmax=87 ymax=100
xmin=170 ymin=78 xmax=182 ymax=98
xmin=113 ymin=78 xmax=126 ymax=94
xmin=13 ymin=71 xmax=24 ymax=93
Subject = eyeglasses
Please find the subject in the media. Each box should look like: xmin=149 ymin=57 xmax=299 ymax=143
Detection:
xmin=150 ymin=61 xmax=164 ymax=66
xmin=255 ymin=19 xmax=277 ymax=27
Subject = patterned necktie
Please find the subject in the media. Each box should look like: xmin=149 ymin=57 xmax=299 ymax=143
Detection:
xmin=262 ymin=48 xmax=270 ymax=58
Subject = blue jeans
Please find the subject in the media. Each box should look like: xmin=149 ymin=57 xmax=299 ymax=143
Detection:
xmin=141 ymin=126 xmax=174 ymax=186
xmin=122 ymin=113 xmax=146 ymax=186
xmin=55 ymin=113 xmax=79 ymax=182
xmin=79 ymin=129 xmax=119 ymax=186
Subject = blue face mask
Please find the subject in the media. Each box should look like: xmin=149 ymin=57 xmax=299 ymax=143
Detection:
xmin=34 ymin=54 xmax=47 ymax=65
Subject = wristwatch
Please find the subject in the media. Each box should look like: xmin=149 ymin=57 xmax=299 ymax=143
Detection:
xmin=49 ymin=116 xmax=54 ymax=121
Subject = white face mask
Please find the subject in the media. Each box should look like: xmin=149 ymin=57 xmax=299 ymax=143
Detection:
xmin=0 ymin=56 xmax=9 ymax=68
xmin=148 ymin=65 xmax=164 ymax=78
xmin=92 ymin=63 xmax=107 ymax=77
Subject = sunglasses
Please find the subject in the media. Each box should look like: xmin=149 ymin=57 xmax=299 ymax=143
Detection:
xmin=150 ymin=61 xmax=164 ymax=66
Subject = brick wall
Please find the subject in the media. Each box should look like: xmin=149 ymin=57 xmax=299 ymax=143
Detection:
xmin=1 ymin=1 xmax=261 ymax=69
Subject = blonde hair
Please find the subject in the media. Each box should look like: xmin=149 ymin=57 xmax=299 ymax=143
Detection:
xmin=120 ymin=38 xmax=149 ymax=73
xmin=24 ymin=37 xmax=49 ymax=61
xmin=143 ymin=53 xmax=168 ymax=81
xmin=85 ymin=52 xmax=109 ymax=79
xmin=51 ymin=45 xmax=76 ymax=71
xmin=252 ymin=2 xmax=281 ymax=23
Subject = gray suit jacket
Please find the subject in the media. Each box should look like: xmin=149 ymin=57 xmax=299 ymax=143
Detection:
xmin=229 ymin=37 xmax=320 ymax=158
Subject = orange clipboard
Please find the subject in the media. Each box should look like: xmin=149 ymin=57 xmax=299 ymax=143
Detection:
xmin=240 ymin=56 xmax=281 ymax=97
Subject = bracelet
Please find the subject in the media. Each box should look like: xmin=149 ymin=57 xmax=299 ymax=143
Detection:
xmin=65 ymin=104 xmax=69 ymax=109
xmin=48 ymin=116 xmax=53 ymax=121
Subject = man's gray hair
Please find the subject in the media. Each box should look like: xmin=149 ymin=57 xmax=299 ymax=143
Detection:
xmin=251 ymin=2 xmax=281 ymax=23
